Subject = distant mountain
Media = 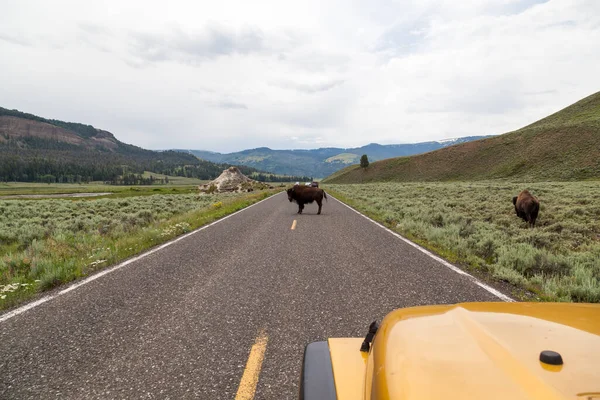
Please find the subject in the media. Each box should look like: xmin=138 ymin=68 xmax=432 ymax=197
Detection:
xmin=324 ymin=91 xmax=600 ymax=183
xmin=0 ymin=107 xmax=261 ymax=183
xmin=176 ymin=136 xmax=493 ymax=178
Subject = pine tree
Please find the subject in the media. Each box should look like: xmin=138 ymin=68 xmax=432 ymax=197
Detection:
xmin=360 ymin=154 xmax=369 ymax=168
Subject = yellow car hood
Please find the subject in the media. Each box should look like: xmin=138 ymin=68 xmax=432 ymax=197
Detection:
xmin=328 ymin=303 xmax=600 ymax=400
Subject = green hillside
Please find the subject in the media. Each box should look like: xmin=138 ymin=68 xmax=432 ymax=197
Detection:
xmin=179 ymin=136 xmax=492 ymax=178
xmin=325 ymin=153 xmax=360 ymax=164
xmin=0 ymin=107 xmax=261 ymax=183
xmin=324 ymin=91 xmax=600 ymax=183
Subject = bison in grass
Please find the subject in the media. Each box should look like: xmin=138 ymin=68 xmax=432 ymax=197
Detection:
xmin=287 ymin=185 xmax=327 ymax=214
xmin=512 ymin=190 xmax=540 ymax=228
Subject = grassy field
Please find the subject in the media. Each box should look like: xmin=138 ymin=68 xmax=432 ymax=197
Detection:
xmin=0 ymin=187 xmax=281 ymax=310
xmin=0 ymin=181 xmax=207 ymax=197
xmin=325 ymin=181 xmax=600 ymax=302
xmin=140 ymin=171 xmax=207 ymax=185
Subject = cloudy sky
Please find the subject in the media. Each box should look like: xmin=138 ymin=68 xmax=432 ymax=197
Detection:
xmin=1 ymin=0 xmax=599 ymax=152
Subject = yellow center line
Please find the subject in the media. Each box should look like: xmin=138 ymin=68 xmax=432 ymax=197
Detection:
xmin=291 ymin=220 xmax=297 ymax=230
xmin=235 ymin=329 xmax=269 ymax=400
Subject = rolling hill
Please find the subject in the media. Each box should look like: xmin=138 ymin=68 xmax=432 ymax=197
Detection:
xmin=324 ymin=91 xmax=600 ymax=183
xmin=177 ymin=136 xmax=492 ymax=178
xmin=0 ymin=107 xmax=261 ymax=183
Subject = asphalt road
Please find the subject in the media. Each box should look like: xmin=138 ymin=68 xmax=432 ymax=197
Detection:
xmin=0 ymin=192 xmax=508 ymax=399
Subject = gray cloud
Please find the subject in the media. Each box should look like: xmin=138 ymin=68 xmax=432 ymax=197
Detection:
xmin=215 ymin=101 xmax=248 ymax=110
xmin=273 ymin=79 xmax=345 ymax=94
xmin=446 ymin=92 xmax=523 ymax=115
xmin=285 ymin=51 xmax=351 ymax=73
xmin=410 ymin=96 xmax=523 ymax=115
xmin=542 ymin=20 xmax=577 ymax=29
xmin=408 ymin=78 xmax=524 ymax=115
xmin=191 ymin=87 xmax=216 ymax=95
xmin=374 ymin=20 xmax=429 ymax=56
xmin=190 ymin=89 xmax=247 ymax=109
xmin=408 ymin=96 xmax=523 ymax=115
xmin=373 ymin=0 xmax=549 ymax=58
xmin=77 ymin=23 xmax=113 ymax=53
xmin=275 ymin=95 xmax=351 ymax=130
xmin=78 ymin=23 xmax=112 ymax=37
xmin=129 ymin=23 xmax=279 ymax=64
xmin=485 ymin=0 xmax=549 ymax=16
xmin=524 ymin=90 xmax=558 ymax=96
xmin=290 ymin=135 xmax=326 ymax=146
xmin=0 ymin=33 xmax=31 ymax=47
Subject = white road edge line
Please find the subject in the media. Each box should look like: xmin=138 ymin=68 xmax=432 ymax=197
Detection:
xmin=330 ymin=195 xmax=514 ymax=302
xmin=0 ymin=192 xmax=283 ymax=323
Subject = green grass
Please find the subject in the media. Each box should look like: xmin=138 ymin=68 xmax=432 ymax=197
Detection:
xmin=324 ymin=91 xmax=600 ymax=184
xmin=141 ymin=171 xmax=208 ymax=185
xmin=325 ymin=181 xmax=600 ymax=302
xmin=0 ymin=182 xmax=118 ymax=196
xmin=240 ymin=156 xmax=268 ymax=162
xmin=0 ymin=188 xmax=281 ymax=310
xmin=325 ymin=153 xmax=360 ymax=164
xmin=0 ymin=182 xmax=204 ymax=198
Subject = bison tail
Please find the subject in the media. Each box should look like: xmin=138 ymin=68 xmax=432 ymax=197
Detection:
xmin=323 ymin=191 xmax=328 ymax=201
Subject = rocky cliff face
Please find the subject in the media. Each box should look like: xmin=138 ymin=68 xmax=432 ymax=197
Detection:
xmin=0 ymin=116 xmax=119 ymax=151
xmin=0 ymin=108 xmax=225 ymax=183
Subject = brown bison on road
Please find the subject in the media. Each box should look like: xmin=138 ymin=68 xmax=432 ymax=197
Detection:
xmin=287 ymin=185 xmax=327 ymax=214
xmin=512 ymin=190 xmax=540 ymax=228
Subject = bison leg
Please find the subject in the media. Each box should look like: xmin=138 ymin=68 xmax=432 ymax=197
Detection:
xmin=528 ymin=213 xmax=536 ymax=228
xmin=316 ymin=199 xmax=322 ymax=214
xmin=298 ymin=203 xmax=304 ymax=214
xmin=530 ymin=205 xmax=539 ymax=228
xmin=523 ymin=212 xmax=536 ymax=228
xmin=518 ymin=211 xmax=528 ymax=222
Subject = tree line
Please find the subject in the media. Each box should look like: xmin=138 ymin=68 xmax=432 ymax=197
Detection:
xmin=0 ymin=147 xmax=307 ymax=184
xmin=250 ymin=173 xmax=312 ymax=182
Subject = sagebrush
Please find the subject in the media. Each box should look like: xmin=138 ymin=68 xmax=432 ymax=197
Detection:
xmin=0 ymin=190 xmax=274 ymax=308
xmin=326 ymin=181 xmax=600 ymax=302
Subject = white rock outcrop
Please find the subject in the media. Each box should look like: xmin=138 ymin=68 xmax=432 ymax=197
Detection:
xmin=198 ymin=167 xmax=271 ymax=193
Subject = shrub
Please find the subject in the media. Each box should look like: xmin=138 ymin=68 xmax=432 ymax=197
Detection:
xmin=69 ymin=218 xmax=87 ymax=233
xmin=430 ymin=214 xmax=444 ymax=227
xmin=38 ymin=260 xmax=76 ymax=291
xmin=135 ymin=210 xmax=154 ymax=225
xmin=459 ymin=220 xmax=476 ymax=238
xmin=206 ymin=184 xmax=217 ymax=194
xmin=476 ymin=239 xmax=497 ymax=263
